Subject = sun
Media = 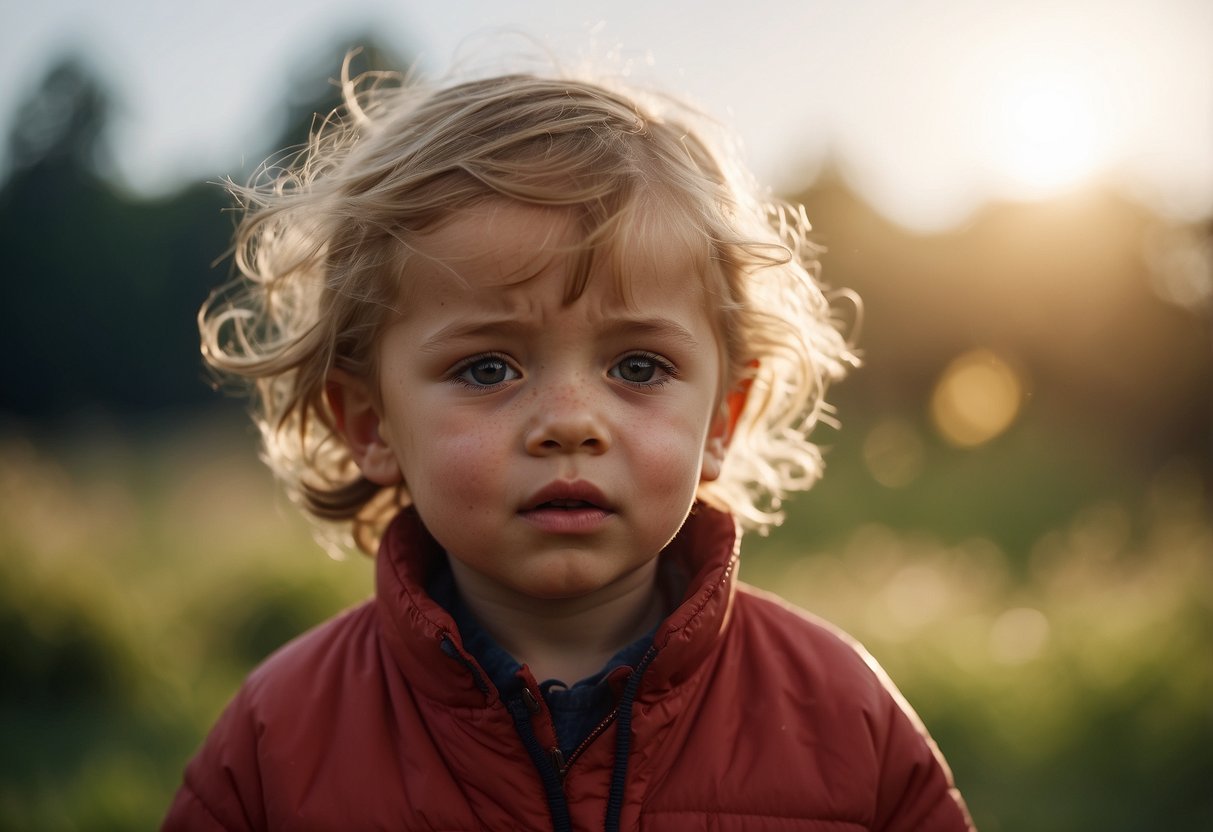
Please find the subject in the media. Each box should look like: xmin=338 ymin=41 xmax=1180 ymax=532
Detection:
xmin=985 ymin=63 xmax=1109 ymax=198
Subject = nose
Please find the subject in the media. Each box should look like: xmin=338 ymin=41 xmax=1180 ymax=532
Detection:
xmin=523 ymin=385 xmax=610 ymax=456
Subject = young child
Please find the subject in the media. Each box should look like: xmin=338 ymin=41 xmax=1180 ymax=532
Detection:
xmin=165 ymin=61 xmax=973 ymax=831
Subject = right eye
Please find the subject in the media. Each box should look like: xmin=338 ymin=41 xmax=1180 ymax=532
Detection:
xmin=452 ymin=355 xmax=520 ymax=388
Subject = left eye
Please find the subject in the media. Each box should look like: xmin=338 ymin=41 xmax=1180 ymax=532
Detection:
xmin=610 ymin=354 xmax=671 ymax=385
xmin=457 ymin=357 xmax=519 ymax=386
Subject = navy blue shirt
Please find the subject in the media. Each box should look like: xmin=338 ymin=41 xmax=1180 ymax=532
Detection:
xmin=428 ymin=557 xmax=655 ymax=759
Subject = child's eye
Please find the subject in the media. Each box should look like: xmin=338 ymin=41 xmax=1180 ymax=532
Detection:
xmin=609 ymin=353 xmax=675 ymax=386
xmin=452 ymin=355 xmax=519 ymax=387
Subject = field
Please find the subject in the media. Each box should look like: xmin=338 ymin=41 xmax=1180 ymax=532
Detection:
xmin=1 ymin=409 xmax=1208 ymax=831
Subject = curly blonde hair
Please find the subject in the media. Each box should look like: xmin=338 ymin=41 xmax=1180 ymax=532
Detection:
xmin=200 ymin=59 xmax=859 ymax=554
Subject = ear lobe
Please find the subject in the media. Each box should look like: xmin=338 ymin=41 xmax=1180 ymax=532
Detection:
xmin=701 ymin=378 xmax=751 ymax=483
xmin=325 ymin=369 xmax=403 ymax=486
xmin=701 ymin=431 xmax=726 ymax=483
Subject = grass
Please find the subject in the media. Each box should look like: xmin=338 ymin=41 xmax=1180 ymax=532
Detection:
xmin=0 ymin=413 xmax=1209 ymax=830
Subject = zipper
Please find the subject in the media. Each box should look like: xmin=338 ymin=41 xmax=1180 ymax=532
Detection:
xmin=506 ymin=694 xmax=572 ymax=832
xmin=560 ymin=708 xmax=619 ymax=774
xmin=519 ymin=686 xmax=568 ymax=780
xmin=556 ymin=651 xmax=658 ymax=774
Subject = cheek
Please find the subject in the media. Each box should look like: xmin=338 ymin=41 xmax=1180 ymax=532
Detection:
xmin=625 ymin=407 xmax=710 ymax=488
xmin=404 ymin=411 xmax=508 ymax=507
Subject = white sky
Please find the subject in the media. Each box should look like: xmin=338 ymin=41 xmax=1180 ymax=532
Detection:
xmin=2 ymin=0 xmax=1211 ymax=230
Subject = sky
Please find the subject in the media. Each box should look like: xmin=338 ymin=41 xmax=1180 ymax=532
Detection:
xmin=2 ymin=0 xmax=1211 ymax=231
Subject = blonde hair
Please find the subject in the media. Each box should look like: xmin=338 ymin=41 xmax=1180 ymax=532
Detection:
xmin=201 ymin=59 xmax=859 ymax=554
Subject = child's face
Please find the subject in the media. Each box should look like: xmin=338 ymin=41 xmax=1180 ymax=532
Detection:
xmin=336 ymin=201 xmax=732 ymax=603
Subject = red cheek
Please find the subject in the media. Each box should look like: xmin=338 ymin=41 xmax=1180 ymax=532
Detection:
xmin=439 ymin=435 xmax=504 ymax=492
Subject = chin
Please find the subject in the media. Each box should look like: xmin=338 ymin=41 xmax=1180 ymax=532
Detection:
xmin=512 ymin=558 xmax=617 ymax=601
xmin=518 ymin=575 xmax=606 ymax=602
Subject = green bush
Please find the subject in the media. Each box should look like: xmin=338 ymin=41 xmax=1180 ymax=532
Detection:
xmin=0 ymin=422 xmax=1208 ymax=830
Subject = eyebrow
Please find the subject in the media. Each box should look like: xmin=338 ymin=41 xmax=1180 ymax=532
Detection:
xmin=418 ymin=319 xmax=529 ymax=353
xmin=417 ymin=316 xmax=701 ymax=353
xmin=600 ymin=317 xmax=701 ymax=350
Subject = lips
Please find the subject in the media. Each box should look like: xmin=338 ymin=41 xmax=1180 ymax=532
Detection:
xmin=521 ymin=480 xmax=613 ymax=512
xmin=519 ymin=481 xmax=615 ymax=534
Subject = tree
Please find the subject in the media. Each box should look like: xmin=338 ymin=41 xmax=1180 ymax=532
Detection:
xmin=0 ymin=55 xmax=227 ymax=419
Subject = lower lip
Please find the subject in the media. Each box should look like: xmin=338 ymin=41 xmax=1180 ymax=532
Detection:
xmin=519 ymin=507 xmax=613 ymax=534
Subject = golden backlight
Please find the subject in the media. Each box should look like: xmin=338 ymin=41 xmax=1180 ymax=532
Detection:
xmin=990 ymin=67 xmax=1104 ymax=196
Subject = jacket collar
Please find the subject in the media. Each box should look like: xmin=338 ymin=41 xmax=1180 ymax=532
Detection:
xmin=373 ymin=504 xmax=741 ymax=708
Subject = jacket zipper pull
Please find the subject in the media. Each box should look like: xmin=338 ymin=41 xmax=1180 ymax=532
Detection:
xmin=518 ymin=687 xmax=566 ymax=777
xmin=521 ymin=687 xmax=541 ymax=714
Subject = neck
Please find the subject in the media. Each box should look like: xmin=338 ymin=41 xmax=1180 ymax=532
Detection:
xmin=450 ymin=559 xmax=663 ymax=684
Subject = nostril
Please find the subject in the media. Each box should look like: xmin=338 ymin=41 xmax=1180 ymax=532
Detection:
xmin=525 ymin=414 xmax=609 ymax=455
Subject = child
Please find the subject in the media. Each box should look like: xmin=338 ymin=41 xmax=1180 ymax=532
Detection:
xmin=165 ymin=60 xmax=974 ymax=831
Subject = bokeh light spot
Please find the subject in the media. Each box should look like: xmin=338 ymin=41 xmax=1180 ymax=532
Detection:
xmin=863 ymin=417 xmax=926 ymax=488
xmin=1144 ymin=224 xmax=1213 ymax=312
xmin=881 ymin=563 xmax=950 ymax=636
xmin=989 ymin=607 xmax=1050 ymax=665
xmin=930 ymin=349 xmax=1025 ymax=447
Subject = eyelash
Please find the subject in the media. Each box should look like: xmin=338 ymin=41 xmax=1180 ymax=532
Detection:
xmin=609 ymin=351 xmax=678 ymax=389
xmin=446 ymin=351 xmax=678 ymax=389
xmin=448 ymin=353 xmax=520 ymax=389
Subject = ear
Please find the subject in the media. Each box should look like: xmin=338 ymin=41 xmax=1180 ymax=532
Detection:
xmin=701 ymin=378 xmax=751 ymax=483
xmin=325 ymin=369 xmax=403 ymax=486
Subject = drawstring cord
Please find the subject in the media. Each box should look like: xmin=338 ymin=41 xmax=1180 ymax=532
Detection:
xmin=507 ymin=695 xmax=573 ymax=832
xmin=445 ymin=633 xmax=659 ymax=832
xmin=447 ymin=634 xmax=571 ymax=830
xmin=443 ymin=636 xmax=569 ymax=828
xmin=603 ymin=645 xmax=658 ymax=832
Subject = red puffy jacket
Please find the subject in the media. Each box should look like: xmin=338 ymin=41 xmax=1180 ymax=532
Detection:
xmin=164 ymin=506 xmax=973 ymax=831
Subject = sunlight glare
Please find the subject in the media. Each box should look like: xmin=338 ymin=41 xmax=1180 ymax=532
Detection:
xmin=989 ymin=66 xmax=1106 ymax=197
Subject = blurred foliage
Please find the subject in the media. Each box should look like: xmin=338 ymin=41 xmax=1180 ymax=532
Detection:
xmin=0 ymin=38 xmax=1210 ymax=832
xmin=745 ymin=452 xmax=1213 ymax=831
xmin=1 ymin=415 xmax=1208 ymax=830
xmin=0 ymin=421 xmax=371 ymax=829
xmin=0 ymin=57 xmax=229 ymax=417
xmin=0 ymin=37 xmax=409 ymax=421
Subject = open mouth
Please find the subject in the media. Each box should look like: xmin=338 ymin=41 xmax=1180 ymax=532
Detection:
xmin=537 ymin=499 xmax=600 ymax=510
xmin=522 ymin=480 xmax=613 ymax=513
xmin=520 ymin=482 xmax=614 ymax=533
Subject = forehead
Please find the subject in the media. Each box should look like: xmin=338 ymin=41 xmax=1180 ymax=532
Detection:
xmin=396 ymin=200 xmax=712 ymax=313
